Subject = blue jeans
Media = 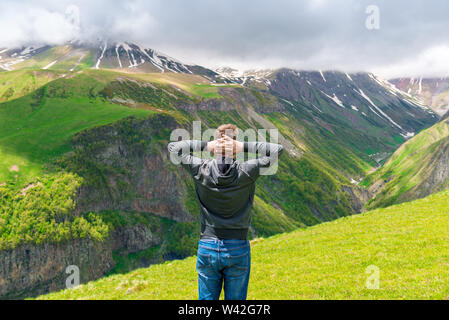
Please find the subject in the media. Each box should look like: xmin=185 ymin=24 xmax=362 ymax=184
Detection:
xmin=197 ymin=238 xmax=251 ymax=300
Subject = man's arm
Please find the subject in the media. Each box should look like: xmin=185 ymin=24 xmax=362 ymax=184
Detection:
xmin=239 ymin=140 xmax=284 ymax=179
xmin=243 ymin=141 xmax=284 ymax=165
xmin=167 ymin=140 xmax=210 ymax=175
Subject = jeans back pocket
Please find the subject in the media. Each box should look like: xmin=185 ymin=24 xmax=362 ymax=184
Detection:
xmin=226 ymin=251 xmax=249 ymax=278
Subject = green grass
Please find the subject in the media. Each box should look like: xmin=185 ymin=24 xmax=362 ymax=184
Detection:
xmin=0 ymin=74 xmax=153 ymax=185
xmin=190 ymin=83 xmax=225 ymax=99
xmin=0 ymin=69 xmax=61 ymax=102
xmin=37 ymin=189 xmax=449 ymax=300
xmin=129 ymin=72 xmax=239 ymax=99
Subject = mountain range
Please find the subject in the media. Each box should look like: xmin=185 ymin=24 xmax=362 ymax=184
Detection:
xmin=390 ymin=77 xmax=449 ymax=116
xmin=0 ymin=40 xmax=446 ymax=299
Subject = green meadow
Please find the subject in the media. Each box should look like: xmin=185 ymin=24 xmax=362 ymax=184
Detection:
xmin=38 ymin=189 xmax=449 ymax=300
xmin=0 ymin=86 xmax=152 ymax=186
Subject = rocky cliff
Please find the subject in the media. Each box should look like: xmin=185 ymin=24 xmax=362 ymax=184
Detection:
xmin=0 ymin=222 xmax=163 ymax=299
xmin=0 ymin=238 xmax=112 ymax=299
xmin=62 ymin=114 xmax=194 ymax=223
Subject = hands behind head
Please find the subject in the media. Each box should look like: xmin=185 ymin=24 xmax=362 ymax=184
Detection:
xmin=207 ymin=135 xmax=244 ymax=157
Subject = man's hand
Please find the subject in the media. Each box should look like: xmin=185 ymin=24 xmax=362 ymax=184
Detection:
xmin=206 ymin=140 xmax=218 ymax=153
xmin=234 ymin=138 xmax=244 ymax=154
xmin=207 ymin=135 xmax=244 ymax=158
xmin=207 ymin=135 xmax=243 ymax=156
xmin=223 ymin=135 xmax=243 ymax=154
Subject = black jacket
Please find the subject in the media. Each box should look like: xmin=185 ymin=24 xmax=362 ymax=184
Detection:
xmin=167 ymin=140 xmax=284 ymax=240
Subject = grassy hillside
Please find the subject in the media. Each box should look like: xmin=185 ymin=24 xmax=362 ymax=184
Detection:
xmin=0 ymin=73 xmax=153 ymax=186
xmin=37 ymin=189 xmax=449 ymax=300
xmin=0 ymin=69 xmax=234 ymax=186
xmin=0 ymin=70 xmax=302 ymax=254
xmin=0 ymin=67 xmax=440 ymax=298
xmin=0 ymin=70 xmax=62 ymax=102
xmin=13 ymin=46 xmax=94 ymax=71
xmin=363 ymin=119 xmax=449 ymax=209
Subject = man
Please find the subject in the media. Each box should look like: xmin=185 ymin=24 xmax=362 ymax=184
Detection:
xmin=167 ymin=124 xmax=284 ymax=300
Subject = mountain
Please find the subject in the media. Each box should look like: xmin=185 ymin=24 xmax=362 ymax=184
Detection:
xmin=0 ymin=41 xmax=439 ymax=298
xmin=390 ymin=77 xmax=449 ymax=117
xmin=240 ymin=69 xmax=437 ymax=171
xmin=0 ymin=41 xmax=222 ymax=81
xmin=362 ymin=115 xmax=449 ymax=209
xmin=36 ymin=188 xmax=449 ymax=300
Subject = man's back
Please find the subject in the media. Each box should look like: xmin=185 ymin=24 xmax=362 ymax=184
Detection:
xmin=167 ymin=125 xmax=283 ymax=300
xmin=194 ymin=158 xmax=258 ymax=240
xmin=168 ymin=140 xmax=284 ymax=240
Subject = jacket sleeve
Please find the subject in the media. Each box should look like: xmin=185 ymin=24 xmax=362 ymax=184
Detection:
xmin=242 ymin=142 xmax=284 ymax=180
xmin=167 ymin=140 xmax=208 ymax=176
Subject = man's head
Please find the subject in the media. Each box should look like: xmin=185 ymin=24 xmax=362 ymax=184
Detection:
xmin=214 ymin=124 xmax=239 ymax=141
xmin=213 ymin=124 xmax=239 ymax=159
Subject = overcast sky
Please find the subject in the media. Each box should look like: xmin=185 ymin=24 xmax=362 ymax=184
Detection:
xmin=1 ymin=0 xmax=449 ymax=78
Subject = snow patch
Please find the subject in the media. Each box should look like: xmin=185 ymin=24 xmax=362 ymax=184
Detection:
xmin=418 ymin=76 xmax=423 ymax=94
xmin=356 ymin=88 xmax=404 ymax=130
xmin=400 ymin=132 xmax=415 ymax=139
xmin=70 ymin=53 xmax=85 ymax=72
xmin=95 ymin=41 xmax=107 ymax=69
xmin=319 ymin=70 xmax=326 ymax=82
xmin=116 ymin=45 xmax=123 ymax=68
xmin=311 ymin=104 xmax=323 ymax=113
xmin=281 ymin=99 xmax=294 ymax=106
xmin=43 ymin=60 xmax=58 ymax=70
xmin=322 ymin=91 xmax=345 ymax=108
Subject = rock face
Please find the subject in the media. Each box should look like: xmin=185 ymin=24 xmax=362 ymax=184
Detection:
xmin=0 ymin=223 xmax=161 ymax=299
xmin=111 ymin=224 xmax=161 ymax=253
xmin=0 ymin=114 xmax=185 ymax=299
xmin=341 ymin=185 xmax=372 ymax=213
xmin=0 ymin=238 xmax=113 ymax=299
xmin=66 ymin=114 xmax=194 ymax=223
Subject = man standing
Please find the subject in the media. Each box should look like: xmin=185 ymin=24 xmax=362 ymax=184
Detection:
xmin=167 ymin=124 xmax=284 ymax=300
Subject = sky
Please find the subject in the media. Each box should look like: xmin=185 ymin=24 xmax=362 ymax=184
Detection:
xmin=1 ymin=0 xmax=449 ymax=78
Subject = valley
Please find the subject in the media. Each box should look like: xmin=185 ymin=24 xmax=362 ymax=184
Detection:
xmin=0 ymin=41 xmax=445 ymax=299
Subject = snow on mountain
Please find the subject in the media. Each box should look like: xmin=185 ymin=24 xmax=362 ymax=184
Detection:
xmin=390 ymin=77 xmax=449 ymax=117
xmin=0 ymin=41 xmax=440 ymax=135
xmin=260 ymin=69 xmax=438 ymax=140
xmin=214 ymin=67 xmax=274 ymax=85
xmin=93 ymin=41 xmax=197 ymax=74
xmin=210 ymin=68 xmax=437 ymax=138
xmin=0 ymin=45 xmax=49 ymax=71
xmin=0 ymin=41 xmax=214 ymax=78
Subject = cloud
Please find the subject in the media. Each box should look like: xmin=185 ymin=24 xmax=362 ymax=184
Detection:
xmin=376 ymin=46 xmax=449 ymax=78
xmin=0 ymin=4 xmax=79 ymax=46
xmin=0 ymin=0 xmax=449 ymax=78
